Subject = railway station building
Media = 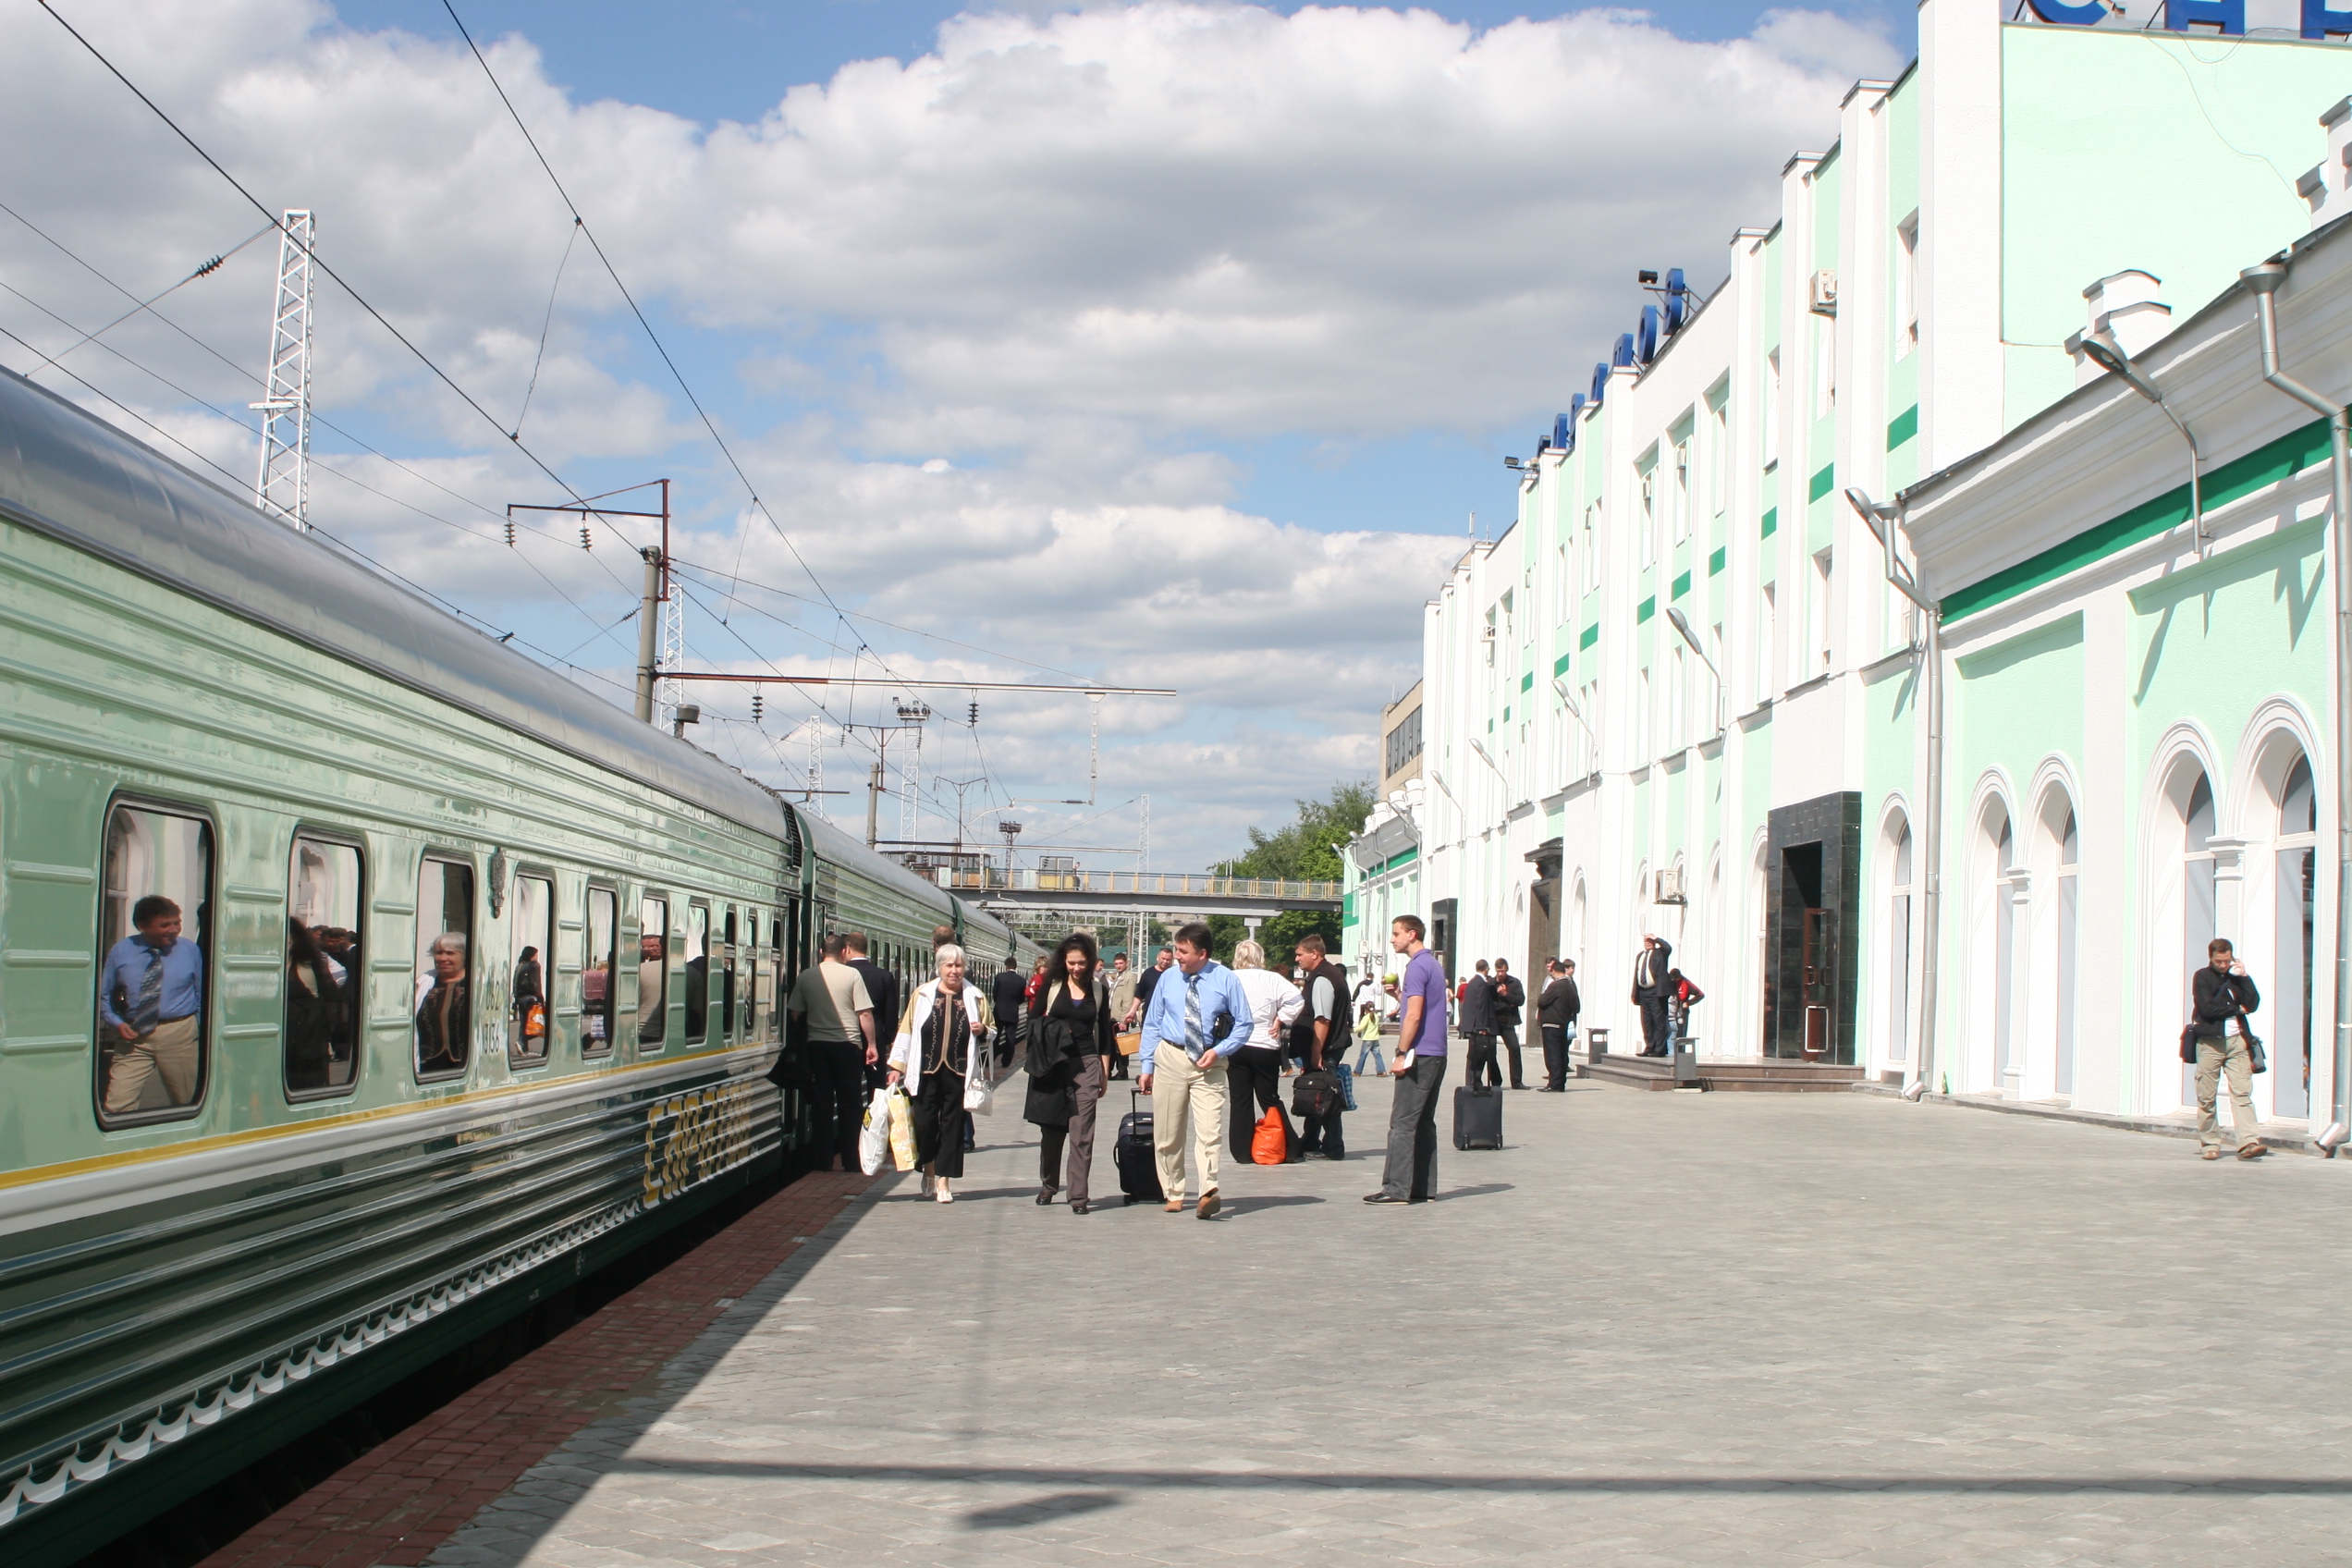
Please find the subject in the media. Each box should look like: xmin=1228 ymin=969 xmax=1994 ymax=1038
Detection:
xmin=1347 ymin=0 xmax=2352 ymax=1133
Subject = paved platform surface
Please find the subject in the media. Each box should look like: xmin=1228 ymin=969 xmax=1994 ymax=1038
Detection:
xmin=421 ymin=1078 xmax=2352 ymax=1568
xmin=199 ymin=1172 xmax=873 ymax=1568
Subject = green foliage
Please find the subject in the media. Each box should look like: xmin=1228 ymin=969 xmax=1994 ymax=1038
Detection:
xmin=1205 ymin=781 xmax=1373 ymax=963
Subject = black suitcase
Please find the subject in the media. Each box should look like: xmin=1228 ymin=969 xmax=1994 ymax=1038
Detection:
xmin=1453 ymin=1084 xmax=1503 ymax=1150
xmin=1116 ymin=1091 xmax=1163 ymax=1204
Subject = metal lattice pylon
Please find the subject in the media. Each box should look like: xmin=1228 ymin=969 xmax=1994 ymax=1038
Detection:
xmin=655 ymin=591 xmax=684 ymax=729
xmin=900 ymin=729 xmax=922 ymax=841
xmin=251 ymin=211 xmax=314 ymax=530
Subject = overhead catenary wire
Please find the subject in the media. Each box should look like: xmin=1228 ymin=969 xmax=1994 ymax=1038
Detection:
xmin=26 ymin=216 xmax=273 ymax=376
xmin=435 ymin=0 xmax=915 ymax=680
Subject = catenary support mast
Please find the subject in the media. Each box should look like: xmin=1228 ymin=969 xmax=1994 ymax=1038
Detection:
xmin=251 ymin=210 xmax=314 ymax=530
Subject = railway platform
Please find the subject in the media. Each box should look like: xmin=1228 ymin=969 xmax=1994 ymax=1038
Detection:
xmin=199 ymin=1077 xmax=2352 ymax=1568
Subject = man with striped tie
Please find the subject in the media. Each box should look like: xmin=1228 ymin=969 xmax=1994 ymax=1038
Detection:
xmin=1135 ymin=922 xmax=1254 ymax=1219
xmin=98 ymin=895 xmax=205 ymax=1115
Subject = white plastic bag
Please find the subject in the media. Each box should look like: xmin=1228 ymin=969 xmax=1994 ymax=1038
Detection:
xmin=858 ymin=1087 xmax=892 ymax=1176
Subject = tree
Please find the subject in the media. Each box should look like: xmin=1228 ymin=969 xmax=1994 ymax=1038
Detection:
xmin=1205 ymin=781 xmax=1374 ymax=963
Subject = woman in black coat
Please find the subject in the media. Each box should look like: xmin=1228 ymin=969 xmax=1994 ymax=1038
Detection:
xmin=1025 ymin=933 xmax=1117 ymax=1214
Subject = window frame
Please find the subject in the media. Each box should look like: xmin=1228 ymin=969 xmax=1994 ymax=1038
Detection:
xmin=412 ymin=851 xmax=478 ymax=1084
xmin=638 ymin=892 xmax=671 ymax=1050
xmin=684 ymin=900 xmax=712 ymax=1045
xmin=582 ymin=881 xmax=620 ymax=1059
xmin=284 ymin=827 xmax=367 ymax=1104
xmin=508 ymin=866 xmax=557 ymax=1070
xmin=94 ymin=794 xmax=218 ymax=1129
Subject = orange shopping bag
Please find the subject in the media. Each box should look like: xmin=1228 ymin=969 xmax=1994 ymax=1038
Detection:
xmin=1250 ymin=1102 xmax=1288 ymax=1165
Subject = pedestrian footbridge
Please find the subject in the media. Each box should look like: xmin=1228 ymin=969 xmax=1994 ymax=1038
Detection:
xmin=918 ymin=867 xmax=1341 ymax=920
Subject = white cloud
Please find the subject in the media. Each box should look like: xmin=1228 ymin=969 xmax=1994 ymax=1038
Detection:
xmin=0 ymin=0 xmax=1899 ymax=868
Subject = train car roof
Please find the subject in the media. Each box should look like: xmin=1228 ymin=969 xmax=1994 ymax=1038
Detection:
xmin=0 ymin=368 xmax=786 ymax=838
xmin=785 ymin=802 xmax=957 ymax=915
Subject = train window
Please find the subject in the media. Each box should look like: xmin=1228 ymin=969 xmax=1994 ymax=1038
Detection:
xmin=739 ymin=907 xmax=759 ymax=1039
xmin=414 ymin=856 xmax=475 ymax=1081
xmin=638 ymin=896 xmax=668 ymax=1047
xmin=286 ymin=836 xmax=361 ymax=1099
xmin=583 ymin=887 xmax=619 ymax=1057
xmin=509 ymin=875 xmax=554 ymax=1067
xmin=720 ymin=908 xmax=739 ymax=1043
xmin=683 ymin=903 xmax=710 ymax=1044
xmin=96 ymin=802 xmax=214 ymax=1125
xmin=766 ymin=917 xmax=785 ymax=1043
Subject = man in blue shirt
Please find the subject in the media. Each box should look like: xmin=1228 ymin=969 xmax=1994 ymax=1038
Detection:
xmin=1136 ymin=922 xmax=1253 ymax=1219
xmin=1368 ymin=914 xmax=1448 ymax=1204
xmin=97 ymin=895 xmax=204 ymax=1116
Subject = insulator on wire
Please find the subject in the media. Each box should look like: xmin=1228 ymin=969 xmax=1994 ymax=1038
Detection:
xmin=504 ymin=520 xmax=515 ymax=547
xmin=581 ymin=524 xmax=592 ymax=551
xmin=752 ymin=690 xmax=764 ymax=725
xmin=967 ymin=701 xmax=979 ymax=727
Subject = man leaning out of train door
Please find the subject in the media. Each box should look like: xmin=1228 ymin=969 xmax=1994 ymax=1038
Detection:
xmin=788 ymin=932 xmax=877 ymax=1172
xmin=98 ymin=895 xmax=203 ymax=1113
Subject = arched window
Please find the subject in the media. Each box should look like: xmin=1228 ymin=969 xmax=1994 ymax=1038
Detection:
xmin=2277 ymin=755 xmax=2318 ymax=1117
xmin=2055 ymin=807 xmax=2078 ymax=1096
xmin=1884 ymin=814 xmax=1914 ymax=1067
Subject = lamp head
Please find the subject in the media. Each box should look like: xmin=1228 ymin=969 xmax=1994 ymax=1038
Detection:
xmin=1551 ymin=677 xmax=1579 ymax=717
xmin=1844 ymin=485 xmax=1896 ymax=546
xmin=2079 ymin=325 xmax=2163 ymax=404
xmin=2242 ymin=260 xmax=2287 ymax=296
xmin=1503 ymin=456 xmax=1524 ymax=471
xmin=1637 ymin=269 xmax=1659 ymax=286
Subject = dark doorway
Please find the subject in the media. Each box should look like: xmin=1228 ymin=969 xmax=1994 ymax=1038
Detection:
xmin=1525 ymin=838 xmax=1562 ymax=980
xmin=1430 ymin=898 xmax=1457 ymax=986
xmin=1766 ymin=793 xmax=1860 ymax=1061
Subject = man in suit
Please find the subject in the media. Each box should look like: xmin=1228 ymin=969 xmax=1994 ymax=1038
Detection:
xmin=1491 ymin=958 xmax=1526 ymax=1089
xmin=1633 ymin=934 xmax=1673 ymax=1056
xmin=1459 ymin=959 xmax=1499 ymax=1088
xmin=1536 ymin=959 xmax=1581 ymax=1090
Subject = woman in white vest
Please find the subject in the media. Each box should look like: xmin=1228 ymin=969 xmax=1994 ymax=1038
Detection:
xmin=888 ymin=943 xmax=992 ymax=1203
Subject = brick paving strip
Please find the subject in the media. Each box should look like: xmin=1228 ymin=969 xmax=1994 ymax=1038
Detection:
xmin=197 ymin=1170 xmax=872 ymax=1568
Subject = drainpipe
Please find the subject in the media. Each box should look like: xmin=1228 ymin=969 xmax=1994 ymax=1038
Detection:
xmin=1848 ymin=488 xmax=1942 ymax=1101
xmin=2242 ymin=261 xmax=2352 ymax=1154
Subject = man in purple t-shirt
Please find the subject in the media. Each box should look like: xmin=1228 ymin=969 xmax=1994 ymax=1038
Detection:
xmin=1367 ymin=914 xmax=1450 ymax=1205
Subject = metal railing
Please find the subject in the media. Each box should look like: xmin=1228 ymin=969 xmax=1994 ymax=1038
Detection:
xmin=923 ymin=867 xmax=1342 ymax=900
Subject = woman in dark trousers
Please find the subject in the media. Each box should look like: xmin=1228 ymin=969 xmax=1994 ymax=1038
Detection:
xmin=1025 ymin=933 xmax=1116 ymax=1213
xmin=2189 ymin=937 xmax=2268 ymax=1160
xmin=887 ymin=943 xmax=990 ymax=1203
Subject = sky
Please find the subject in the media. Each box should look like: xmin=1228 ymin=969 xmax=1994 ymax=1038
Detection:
xmin=0 ymin=1 xmax=1910 ymax=874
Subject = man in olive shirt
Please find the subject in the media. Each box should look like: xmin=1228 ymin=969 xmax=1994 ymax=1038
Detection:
xmin=788 ymin=933 xmax=876 ymax=1172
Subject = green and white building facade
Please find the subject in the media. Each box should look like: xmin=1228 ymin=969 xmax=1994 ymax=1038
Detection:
xmin=1348 ymin=0 xmax=2352 ymax=1132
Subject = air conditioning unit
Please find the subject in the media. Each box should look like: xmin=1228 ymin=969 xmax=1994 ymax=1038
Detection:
xmin=1654 ymin=865 xmax=1687 ymax=905
xmin=1808 ymin=269 xmax=1838 ymax=318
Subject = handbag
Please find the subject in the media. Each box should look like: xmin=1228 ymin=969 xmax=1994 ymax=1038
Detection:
xmin=963 ymin=1071 xmax=995 ymax=1114
xmin=858 ymin=1088 xmax=892 ymax=1176
xmin=886 ymin=1087 xmax=917 ymax=1170
xmin=2178 ymin=1024 xmax=2199 ymax=1064
xmin=1116 ymin=1031 xmax=1142 ymax=1056
xmin=1292 ymin=1068 xmax=1341 ymax=1121
xmin=1250 ymin=1102 xmax=1289 ymax=1165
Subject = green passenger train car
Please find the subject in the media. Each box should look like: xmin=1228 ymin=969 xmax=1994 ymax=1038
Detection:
xmin=0 ymin=367 xmax=1033 ymax=1564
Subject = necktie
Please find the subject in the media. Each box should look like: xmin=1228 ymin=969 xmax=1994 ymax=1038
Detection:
xmin=134 ymin=948 xmax=165 ymax=1034
xmin=1184 ymin=974 xmax=1206 ymax=1054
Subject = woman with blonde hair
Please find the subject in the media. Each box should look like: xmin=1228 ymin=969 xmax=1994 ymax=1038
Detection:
xmin=888 ymin=943 xmax=991 ymax=1202
xmin=1227 ymin=939 xmax=1304 ymax=1164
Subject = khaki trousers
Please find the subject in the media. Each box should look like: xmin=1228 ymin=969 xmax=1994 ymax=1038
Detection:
xmin=1151 ymin=1044 xmax=1227 ymax=1204
xmin=2196 ymin=1035 xmax=2263 ymax=1151
xmin=104 ymin=1014 xmax=201 ymax=1113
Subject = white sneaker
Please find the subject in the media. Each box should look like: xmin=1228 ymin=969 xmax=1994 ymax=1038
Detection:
xmin=935 ymin=1177 xmax=955 ymax=1204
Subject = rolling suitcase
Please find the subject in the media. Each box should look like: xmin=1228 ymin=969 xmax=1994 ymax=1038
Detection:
xmin=1453 ymin=1084 xmax=1503 ymax=1150
xmin=1116 ymin=1090 xmax=1163 ymax=1205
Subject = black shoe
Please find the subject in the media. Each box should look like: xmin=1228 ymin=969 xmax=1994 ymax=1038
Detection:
xmin=1071 ymin=1200 xmax=1090 ymax=1215
xmin=1035 ymin=1185 xmax=1056 ymax=1206
xmin=1324 ymin=1149 xmax=1346 ymax=1161
xmin=1364 ymin=1192 xmax=1412 ymax=1205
